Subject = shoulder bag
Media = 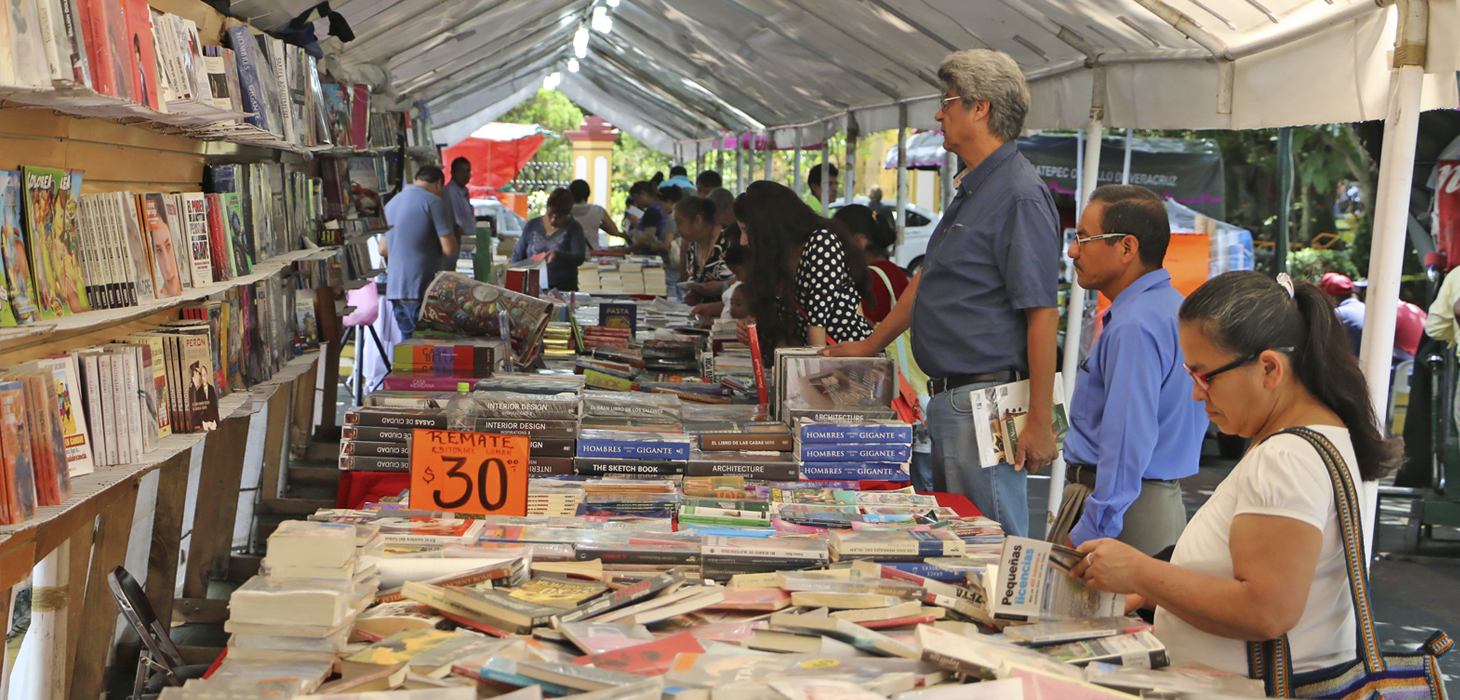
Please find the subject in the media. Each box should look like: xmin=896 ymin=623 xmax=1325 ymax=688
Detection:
xmin=1249 ymin=427 xmax=1452 ymax=699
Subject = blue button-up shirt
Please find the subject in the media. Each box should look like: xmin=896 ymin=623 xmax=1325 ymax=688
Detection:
xmin=911 ymin=141 xmax=1061 ymax=377
xmin=1065 ymin=268 xmax=1206 ymax=545
xmin=1334 ymin=297 xmax=1365 ymax=355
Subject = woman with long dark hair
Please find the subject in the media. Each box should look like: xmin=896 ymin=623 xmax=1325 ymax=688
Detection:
xmin=733 ymin=181 xmax=871 ymax=349
xmin=1072 ymin=271 xmax=1400 ymax=677
xmin=833 ymin=204 xmax=908 ymax=325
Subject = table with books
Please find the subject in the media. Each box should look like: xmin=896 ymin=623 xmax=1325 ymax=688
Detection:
xmin=155 ymin=276 xmax=1273 ymax=698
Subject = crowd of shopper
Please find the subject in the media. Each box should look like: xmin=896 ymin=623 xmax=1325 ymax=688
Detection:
xmin=371 ymin=46 xmax=1422 ymax=683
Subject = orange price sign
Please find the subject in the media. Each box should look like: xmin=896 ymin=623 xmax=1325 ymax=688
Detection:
xmin=409 ymin=429 xmax=529 ymax=516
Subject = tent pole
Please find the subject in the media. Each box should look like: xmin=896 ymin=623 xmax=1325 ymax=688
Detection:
xmin=845 ymin=114 xmax=858 ymax=205
xmin=764 ymin=132 xmax=773 ymax=181
xmin=1122 ymin=128 xmax=1133 ymax=184
xmin=735 ymin=135 xmax=745 ymax=192
xmin=717 ymin=136 xmax=725 ymax=176
xmin=1051 ymin=70 xmax=1105 ymax=534
xmin=794 ymin=131 xmax=804 ymax=195
xmin=1360 ymin=0 xmax=1428 ymax=434
xmin=821 ymin=135 xmax=832 ymax=213
xmin=1276 ymin=127 xmax=1294 ymax=274
xmin=895 ymin=104 xmax=908 ymax=246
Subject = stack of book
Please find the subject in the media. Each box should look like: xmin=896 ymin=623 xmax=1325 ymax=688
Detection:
xmin=795 ymin=419 xmax=914 ymax=482
xmin=383 ymin=337 xmax=510 ymax=392
xmin=577 ymin=479 xmax=679 ymax=523
xmin=579 ymin=324 xmax=631 ymax=350
xmin=526 ymin=480 xmax=584 ymax=516
xmin=339 ymin=407 xmax=449 ymax=472
xmin=449 ymin=392 xmax=581 ymax=477
xmin=417 ymin=274 xmax=556 ymax=368
xmin=684 ymin=418 xmax=798 ymax=481
xmin=224 ymin=574 xmax=370 ymax=691
xmin=699 ymin=535 xmax=829 ymax=581
xmin=541 ymin=322 xmax=577 ymax=370
xmin=574 ymin=429 xmax=692 ymax=478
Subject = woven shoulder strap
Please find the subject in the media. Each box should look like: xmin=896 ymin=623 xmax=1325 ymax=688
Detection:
xmin=1247 ymin=427 xmax=1385 ymax=694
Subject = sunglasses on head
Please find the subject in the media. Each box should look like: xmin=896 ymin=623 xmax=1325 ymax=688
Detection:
xmin=1185 ymin=346 xmax=1295 ymax=391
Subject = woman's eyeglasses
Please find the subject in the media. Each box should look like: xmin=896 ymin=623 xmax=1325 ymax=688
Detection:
xmin=1184 ymin=347 xmax=1295 ymax=391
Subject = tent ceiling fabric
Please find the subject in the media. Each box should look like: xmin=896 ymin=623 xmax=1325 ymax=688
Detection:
xmin=229 ymin=0 xmax=1460 ymax=154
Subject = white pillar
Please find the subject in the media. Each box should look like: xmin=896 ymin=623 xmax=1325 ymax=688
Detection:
xmin=1050 ymin=77 xmax=1105 ymax=533
xmin=17 ymin=543 xmax=69 ymax=699
xmin=1360 ymin=64 xmax=1426 ymax=426
xmin=793 ymin=130 xmax=804 ymax=195
xmin=895 ymin=104 xmax=908 ymax=245
xmin=844 ymin=116 xmax=858 ymax=205
xmin=764 ymin=132 xmax=773 ymax=181
xmin=1122 ymin=128 xmax=1134 ymax=185
xmin=820 ymin=136 xmax=832 ymax=213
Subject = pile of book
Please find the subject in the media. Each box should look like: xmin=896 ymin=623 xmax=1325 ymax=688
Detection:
xmin=339 ymin=408 xmax=450 ymax=473
xmin=576 ymin=257 xmax=668 ymax=296
xmin=417 ymin=274 xmax=557 ymax=368
xmin=382 ymin=337 xmax=512 ymax=392
xmin=795 ymin=419 xmax=914 ymax=483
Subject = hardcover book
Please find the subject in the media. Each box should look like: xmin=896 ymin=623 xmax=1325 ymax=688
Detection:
xmin=796 ymin=420 xmax=913 ymax=444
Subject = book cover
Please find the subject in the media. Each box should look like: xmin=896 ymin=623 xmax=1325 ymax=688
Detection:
xmin=180 ymin=192 xmax=212 ymax=284
xmin=0 ymin=380 xmax=38 ymax=523
xmin=140 ymin=193 xmax=183 ymax=297
xmin=120 ymin=0 xmax=157 ymax=109
xmin=796 ymin=443 xmax=911 ymax=463
xmin=222 ymin=192 xmax=251 ymax=274
xmin=798 ymin=461 xmax=910 ymax=482
xmin=203 ymin=193 xmax=228 ymax=280
xmin=59 ymin=0 xmax=91 ymax=86
xmin=161 ymin=195 xmax=189 ymax=289
xmin=507 ymin=575 xmax=606 ymax=610
xmin=349 ymin=84 xmax=369 ymax=150
xmin=128 ymin=334 xmax=170 ymax=438
xmin=971 ymin=375 xmax=1069 ymax=469
xmin=21 ymin=166 xmax=75 ymax=319
xmin=570 ymin=632 xmax=703 ymax=676
xmin=992 ymin=536 xmax=1124 ymax=623
xmin=77 ymin=352 xmax=110 ymax=466
xmin=35 ymin=354 xmax=95 ymax=476
xmin=6 ymin=0 xmax=51 ymax=87
xmin=179 ymin=331 xmax=219 ymax=431
xmin=321 ymin=82 xmax=350 ymax=147
xmin=576 ymin=431 xmax=691 ymax=461
xmin=200 ymin=45 xmax=231 ymax=110
xmin=13 ymin=371 xmax=68 ymax=506
xmin=106 ymin=352 xmax=136 ymax=462
xmin=117 ymin=192 xmax=155 ymax=302
xmin=598 ymin=303 xmax=636 ymax=337
xmin=0 ymin=171 xmax=39 ymax=324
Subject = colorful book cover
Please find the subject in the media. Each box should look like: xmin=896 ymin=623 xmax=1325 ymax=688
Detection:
xmin=203 ymin=193 xmax=228 ymax=279
xmin=0 ymin=380 xmax=38 ymax=523
xmin=179 ymin=330 xmax=218 ymax=431
xmin=17 ymin=370 xmax=68 ymax=506
xmin=75 ymin=0 xmax=115 ymax=95
xmin=180 ymin=193 xmax=211 ymax=285
xmin=58 ymin=170 xmax=90 ymax=312
xmin=222 ymin=192 xmax=250 ymax=275
xmin=570 ymin=632 xmax=704 ymax=676
xmin=104 ymin=0 xmax=135 ymax=99
xmin=118 ymin=192 xmax=155 ymax=302
xmin=140 ymin=193 xmax=183 ymax=296
xmin=21 ymin=166 xmax=73 ymax=319
xmin=320 ymin=82 xmax=349 ymax=147
xmin=120 ymin=0 xmax=157 ymax=109
xmin=0 ymin=172 xmax=30 ymax=325
xmin=225 ymin=25 xmax=269 ymax=133
xmin=35 ymin=354 xmax=94 ymax=477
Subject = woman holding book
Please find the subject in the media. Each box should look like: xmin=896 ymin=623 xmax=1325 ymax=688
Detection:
xmin=733 ymin=181 xmax=872 ymax=353
xmin=512 ymin=188 xmax=587 ymax=291
xmin=1071 ymin=271 xmax=1399 ymax=679
xmin=675 ymin=195 xmax=732 ymax=319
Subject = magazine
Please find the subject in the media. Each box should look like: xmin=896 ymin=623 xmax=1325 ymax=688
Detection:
xmin=22 ymin=166 xmax=87 ymax=319
xmin=0 ymin=171 xmax=40 ymax=324
xmin=990 ymin=536 xmax=1124 ymax=623
xmin=969 ymin=374 xmax=1069 ymax=468
xmin=418 ymin=273 xmax=555 ymax=366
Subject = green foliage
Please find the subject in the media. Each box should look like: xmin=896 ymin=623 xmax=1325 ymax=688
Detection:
xmin=1288 ymin=247 xmax=1360 ymax=284
xmin=610 ymin=133 xmax=672 ymax=217
xmin=499 ymin=89 xmax=584 ymax=164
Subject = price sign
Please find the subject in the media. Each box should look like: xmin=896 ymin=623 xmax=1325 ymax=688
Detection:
xmin=409 ymin=429 xmax=529 ymax=516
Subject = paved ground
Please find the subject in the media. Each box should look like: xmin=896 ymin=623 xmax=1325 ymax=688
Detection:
xmin=1025 ymin=439 xmax=1460 ymax=693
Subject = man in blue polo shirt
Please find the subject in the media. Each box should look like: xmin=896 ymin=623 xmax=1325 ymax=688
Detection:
xmin=827 ymin=49 xmax=1061 ymax=538
xmin=1058 ymin=185 xmax=1206 ymax=555
xmin=381 ymin=165 xmax=457 ymax=339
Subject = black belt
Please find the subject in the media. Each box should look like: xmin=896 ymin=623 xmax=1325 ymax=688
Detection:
xmin=927 ymin=370 xmax=1024 ymax=397
xmin=1066 ymin=462 xmax=1177 ymax=487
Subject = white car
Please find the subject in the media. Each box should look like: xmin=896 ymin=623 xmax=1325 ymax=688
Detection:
xmin=827 ymin=197 xmax=941 ymax=274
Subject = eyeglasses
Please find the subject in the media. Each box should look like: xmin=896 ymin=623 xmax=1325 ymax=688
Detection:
xmin=939 ymin=95 xmax=962 ymax=107
xmin=1184 ymin=346 xmax=1295 ymax=392
xmin=1072 ymin=232 xmax=1130 ymax=248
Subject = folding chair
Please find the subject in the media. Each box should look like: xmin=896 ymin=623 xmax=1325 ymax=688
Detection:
xmin=107 ymin=567 xmax=214 ymax=700
xmin=343 ymin=282 xmax=392 ymax=405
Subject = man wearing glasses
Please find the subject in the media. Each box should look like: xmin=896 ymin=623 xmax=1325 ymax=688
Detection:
xmin=826 ymin=49 xmax=1061 ymax=538
xmin=1056 ymin=185 xmax=1207 ymax=555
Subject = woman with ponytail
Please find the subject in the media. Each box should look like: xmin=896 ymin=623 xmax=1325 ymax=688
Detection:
xmin=1071 ymin=271 xmax=1401 ymax=677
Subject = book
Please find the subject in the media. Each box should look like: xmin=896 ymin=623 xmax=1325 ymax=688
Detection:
xmin=970 ymin=375 xmax=1070 ymax=468
xmin=796 ymin=442 xmax=912 ymax=463
xmin=507 ymin=575 xmax=607 ymax=610
xmin=0 ymin=171 xmax=40 ymax=324
xmin=121 ymin=0 xmax=159 ymax=109
xmin=35 ymin=354 xmax=95 ymax=476
xmin=9 ymin=370 xmax=68 ymax=506
xmin=798 ymin=462 xmax=910 ymax=482
xmin=0 ymin=380 xmax=40 ymax=523
xmin=572 ymin=457 xmax=684 ymax=477
xmin=788 ymin=592 xmax=903 ymax=609
xmin=1002 ymin=616 xmax=1151 ymax=645
xmin=516 ymin=660 xmax=646 ymax=693
xmin=699 ymin=432 xmax=793 ymax=451
xmin=226 ymin=25 xmax=271 ymax=133
xmin=556 ymin=621 xmax=656 ymax=655
xmin=796 ymin=420 xmax=913 ymax=444
xmin=344 ymin=408 xmax=449 ymax=429
xmin=440 ymin=587 xmax=561 ymax=633
xmin=117 ymin=192 xmax=156 ymax=303
xmin=21 ymin=166 xmax=74 ymax=319
xmin=338 ymin=629 xmax=463 ymax=679
xmin=553 ymin=571 xmax=685 ymax=624
xmin=770 ymin=678 xmax=889 ymax=700
xmin=576 ymin=430 xmax=691 ymax=461
xmin=178 ymin=330 xmax=220 ymax=431
xmin=830 ymin=530 xmax=966 ymax=562
xmin=570 ymin=632 xmax=704 ymax=676
xmin=1037 ymin=630 xmax=1169 ymax=668
xmin=599 ymin=303 xmax=637 ymax=337
xmin=992 ymin=537 xmax=1125 ymax=623
xmin=766 ymin=613 xmax=920 ymax=659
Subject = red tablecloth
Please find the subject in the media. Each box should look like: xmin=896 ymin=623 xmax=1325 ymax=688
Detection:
xmin=337 ymin=470 xmax=981 ymax=519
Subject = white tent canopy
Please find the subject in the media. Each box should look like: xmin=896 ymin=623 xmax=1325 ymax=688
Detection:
xmin=228 ymin=0 xmax=1459 ymax=152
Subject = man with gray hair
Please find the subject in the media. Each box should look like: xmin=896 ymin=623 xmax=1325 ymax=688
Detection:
xmin=827 ymin=49 xmax=1061 ymax=538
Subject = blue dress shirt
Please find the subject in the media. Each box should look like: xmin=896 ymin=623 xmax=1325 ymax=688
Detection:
xmin=1334 ymin=297 xmax=1365 ymax=355
xmin=1065 ymin=269 xmax=1206 ymax=545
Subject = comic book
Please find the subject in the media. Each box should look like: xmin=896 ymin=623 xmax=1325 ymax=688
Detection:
xmin=223 ymin=192 xmax=251 ymax=275
xmin=0 ymin=380 xmax=38 ymax=524
xmin=0 ymin=171 xmax=39 ymax=324
xmin=22 ymin=166 xmax=75 ymax=319
xmin=35 ymin=354 xmax=95 ymax=476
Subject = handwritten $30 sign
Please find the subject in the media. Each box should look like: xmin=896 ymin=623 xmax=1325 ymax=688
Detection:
xmin=409 ymin=429 xmax=529 ymax=516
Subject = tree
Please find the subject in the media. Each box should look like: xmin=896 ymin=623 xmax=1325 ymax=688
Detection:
xmin=498 ymin=89 xmax=584 ymax=164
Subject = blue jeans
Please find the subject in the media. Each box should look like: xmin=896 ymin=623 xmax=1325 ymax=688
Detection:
xmin=926 ymin=382 xmax=1029 ymax=538
xmin=392 ymin=299 xmax=421 ymax=340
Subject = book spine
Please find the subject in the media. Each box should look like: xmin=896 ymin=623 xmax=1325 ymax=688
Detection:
xmin=338 ymin=455 xmax=411 ymax=472
xmin=339 ymin=440 xmax=411 ymax=458
xmin=798 ymin=444 xmax=912 ymax=463
xmin=572 ymin=458 xmax=684 ymax=476
xmin=699 ymin=546 xmax=827 ymax=560
xmin=36 ymin=0 xmax=66 ymax=82
xmin=797 ymin=425 xmax=913 ymax=444
xmin=378 ymin=375 xmax=475 ymax=392
xmin=60 ymin=0 xmax=90 ymax=86
xmin=342 ymin=410 xmax=448 ymax=429
xmin=575 ymin=439 xmax=690 ymax=461
xmin=101 ymin=353 xmax=124 ymax=464
xmin=107 ymin=194 xmax=137 ymax=306
xmin=574 ymin=549 xmax=699 ymax=565
xmin=74 ymin=195 xmax=99 ymax=308
xmin=115 ymin=352 xmax=142 ymax=462
xmin=525 ymin=457 xmax=573 ymax=476
xmin=798 ymin=462 xmax=910 ymax=482
xmin=80 ymin=355 xmax=108 ymax=467
xmin=226 ymin=25 xmax=269 ymax=132
xmin=685 ymin=460 xmax=800 ymax=481
xmin=120 ymin=348 xmax=155 ymax=454
xmin=699 ymin=434 xmax=794 ymax=451
xmin=340 ymin=426 xmax=413 ymax=442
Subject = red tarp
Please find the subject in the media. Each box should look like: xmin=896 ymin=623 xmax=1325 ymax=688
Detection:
xmin=443 ymin=132 xmax=545 ymax=199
